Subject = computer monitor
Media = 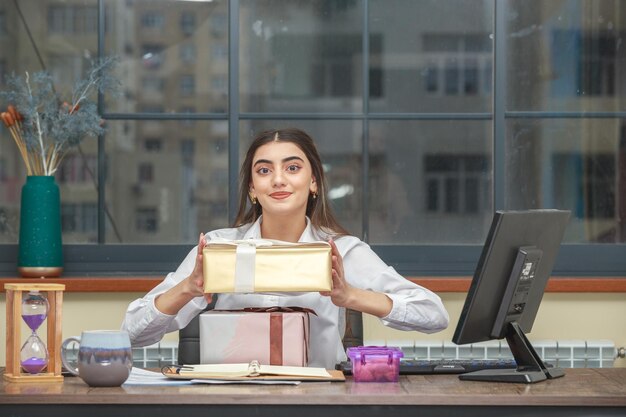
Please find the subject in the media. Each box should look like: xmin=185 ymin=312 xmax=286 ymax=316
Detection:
xmin=452 ymin=209 xmax=571 ymax=383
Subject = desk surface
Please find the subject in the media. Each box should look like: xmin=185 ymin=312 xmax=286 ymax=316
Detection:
xmin=2 ymin=368 xmax=626 ymax=417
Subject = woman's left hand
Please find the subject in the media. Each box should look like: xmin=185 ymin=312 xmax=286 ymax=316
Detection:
xmin=320 ymin=239 xmax=354 ymax=307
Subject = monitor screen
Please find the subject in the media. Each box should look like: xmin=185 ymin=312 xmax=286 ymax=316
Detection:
xmin=452 ymin=209 xmax=570 ymax=383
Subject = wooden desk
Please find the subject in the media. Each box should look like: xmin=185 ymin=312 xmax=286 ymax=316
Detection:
xmin=2 ymin=368 xmax=626 ymax=417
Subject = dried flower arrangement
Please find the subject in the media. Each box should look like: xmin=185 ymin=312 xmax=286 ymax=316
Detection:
xmin=0 ymin=56 xmax=120 ymax=176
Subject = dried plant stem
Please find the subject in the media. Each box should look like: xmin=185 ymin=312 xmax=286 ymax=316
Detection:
xmin=24 ymin=72 xmax=49 ymax=175
xmin=48 ymin=143 xmax=65 ymax=175
xmin=7 ymin=125 xmax=32 ymax=175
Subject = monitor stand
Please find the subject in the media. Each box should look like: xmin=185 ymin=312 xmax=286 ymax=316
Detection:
xmin=459 ymin=321 xmax=565 ymax=383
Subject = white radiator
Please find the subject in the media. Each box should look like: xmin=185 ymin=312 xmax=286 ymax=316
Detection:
xmin=125 ymin=339 xmax=617 ymax=368
xmin=131 ymin=341 xmax=179 ymax=368
xmin=367 ymin=339 xmax=617 ymax=368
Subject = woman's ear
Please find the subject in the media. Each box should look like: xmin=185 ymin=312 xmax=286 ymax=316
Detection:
xmin=310 ymin=177 xmax=318 ymax=194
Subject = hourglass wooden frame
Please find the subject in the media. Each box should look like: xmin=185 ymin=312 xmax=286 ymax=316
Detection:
xmin=4 ymin=283 xmax=65 ymax=383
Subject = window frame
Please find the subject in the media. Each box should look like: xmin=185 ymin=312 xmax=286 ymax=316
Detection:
xmin=1 ymin=0 xmax=625 ymax=278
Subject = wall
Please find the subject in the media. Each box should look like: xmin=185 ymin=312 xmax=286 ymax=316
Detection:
xmin=1 ymin=292 xmax=625 ymax=367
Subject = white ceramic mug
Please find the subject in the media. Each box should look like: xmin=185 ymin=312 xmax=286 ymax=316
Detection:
xmin=61 ymin=330 xmax=132 ymax=387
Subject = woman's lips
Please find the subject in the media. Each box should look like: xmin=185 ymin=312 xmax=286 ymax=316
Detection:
xmin=270 ymin=192 xmax=292 ymax=200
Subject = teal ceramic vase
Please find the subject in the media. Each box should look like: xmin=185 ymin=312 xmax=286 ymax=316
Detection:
xmin=17 ymin=175 xmax=63 ymax=277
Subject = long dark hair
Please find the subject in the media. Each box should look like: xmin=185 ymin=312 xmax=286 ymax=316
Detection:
xmin=233 ymin=128 xmax=349 ymax=236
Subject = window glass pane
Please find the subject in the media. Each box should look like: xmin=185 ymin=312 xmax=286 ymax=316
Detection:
xmin=0 ymin=1 xmax=99 ymax=244
xmin=0 ymin=0 xmax=99 ymax=98
xmin=506 ymin=119 xmax=626 ymax=243
xmin=240 ymin=120 xmax=363 ymax=236
xmin=369 ymin=120 xmax=493 ymax=244
xmin=0 ymin=136 xmax=23 ymax=243
xmin=506 ymin=0 xmax=626 ymax=111
xmin=104 ymin=0 xmax=228 ymax=114
xmin=55 ymin=147 xmax=99 ymax=243
xmin=240 ymin=0 xmax=363 ymax=113
xmin=370 ymin=0 xmax=493 ymax=113
xmin=104 ymin=120 xmax=228 ymax=243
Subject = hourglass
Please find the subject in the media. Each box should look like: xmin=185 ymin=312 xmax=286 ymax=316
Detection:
xmin=20 ymin=291 xmax=49 ymax=374
xmin=4 ymin=283 xmax=64 ymax=383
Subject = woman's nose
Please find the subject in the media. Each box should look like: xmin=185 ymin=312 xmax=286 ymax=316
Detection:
xmin=272 ymin=170 xmax=286 ymax=187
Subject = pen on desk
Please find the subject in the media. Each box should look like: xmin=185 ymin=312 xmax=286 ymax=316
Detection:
xmin=161 ymin=364 xmax=194 ymax=375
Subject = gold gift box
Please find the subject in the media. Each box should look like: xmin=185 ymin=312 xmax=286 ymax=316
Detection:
xmin=203 ymin=240 xmax=332 ymax=293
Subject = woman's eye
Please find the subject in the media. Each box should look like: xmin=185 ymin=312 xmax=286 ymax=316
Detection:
xmin=287 ymin=164 xmax=300 ymax=172
xmin=257 ymin=167 xmax=270 ymax=174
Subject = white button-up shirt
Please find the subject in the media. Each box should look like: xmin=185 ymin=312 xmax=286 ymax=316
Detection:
xmin=122 ymin=217 xmax=449 ymax=369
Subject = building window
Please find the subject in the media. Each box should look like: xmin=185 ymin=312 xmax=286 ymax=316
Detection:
xmin=48 ymin=6 xmax=98 ymax=34
xmin=144 ymin=139 xmax=162 ymax=152
xmin=580 ymin=34 xmax=618 ymax=96
xmin=181 ymin=139 xmax=195 ymax=163
xmin=422 ymin=33 xmax=491 ymax=96
xmin=138 ymin=163 xmax=154 ymax=183
xmin=181 ymin=12 xmax=195 ymax=36
xmin=0 ymin=59 xmax=5 ymax=86
xmin=136 ymin=208 xmax=158 ymax=233
xmin=425 ymin=155 xmax=490 ymax=214
xmin=211 ymin=75 xmax=227 ymax=94
xmin=61 ymin=203 xmax=97 ymax=234
xmin=210 ymin=14 xmax=227 ymax=37
xmin=61 ymin=204 xmax=77 ymax=232
xmin=81 ymin=203 xmax=96 ymax=234
xmin=180 ymin=75 xmax=195 ymax=96
xmin=140 ymin=11 xmax=164 ymax=29
xmin=56 ymin=154 xmax=97 ymax=184
xmin=0 ymin=12 xmax=7 ymax=35
xmin=211 ymin=43 xmax=228 ymax=61
xmin=0 ymin=208 xmax=8 ymax=233
xmin=180 ymin=44 xmax=196 ymax=64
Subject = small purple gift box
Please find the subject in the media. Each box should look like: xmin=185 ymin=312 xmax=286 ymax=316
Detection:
xmin=347 ymin=346 xmax=404 ymax=382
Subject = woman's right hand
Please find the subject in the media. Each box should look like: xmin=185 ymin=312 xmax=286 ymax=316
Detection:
xmin=185 ymin=233 xmax=213 ymax=303
xmin=155 ymin=233 xmax=213 ymax=315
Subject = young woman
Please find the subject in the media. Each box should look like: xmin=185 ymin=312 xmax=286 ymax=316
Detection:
xmin=122 ymin=128 xmax=449 ymax=369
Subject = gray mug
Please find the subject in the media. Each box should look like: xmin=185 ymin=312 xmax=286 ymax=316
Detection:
xmin=61 ymin=330 xmax=133 ymax=387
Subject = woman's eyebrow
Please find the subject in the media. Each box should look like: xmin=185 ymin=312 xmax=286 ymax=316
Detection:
xmin=253 ymin=156 xmax=304 ymax=166
xmin=282 ymin=156 xmax=304 ymax=164
xmin=253 ymin=158 xmax=272 ymax=167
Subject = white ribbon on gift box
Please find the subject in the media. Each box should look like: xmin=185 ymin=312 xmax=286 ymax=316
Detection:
xmin=208 ymin=238 xmax=329 ymax=293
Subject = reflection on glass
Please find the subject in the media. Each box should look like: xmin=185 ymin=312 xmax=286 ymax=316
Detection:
xmin=506 ymin=0 xmax=625 ymax=112
xmin=240 ymin=120 xmax=363 ymax=236
xmin=240 ymin=0 xmax=363 ymax=113
xmin=368 ymin=120 xmax=493 ymax=244
xmin=370 ymin=0 xmax=493 ymax=113
xmin=506 ymin=119 xmax=626 ymax=243
xmin=104 ymin=120 xmax=228 ymax=244
xmin=104 ymin=0 xmax=229 ymax=114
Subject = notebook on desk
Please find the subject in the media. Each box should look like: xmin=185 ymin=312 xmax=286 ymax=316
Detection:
xmin=162 ymin=362 xmax=345 ymax=382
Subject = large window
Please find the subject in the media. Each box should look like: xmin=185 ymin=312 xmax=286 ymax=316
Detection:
xmin=0 ymin=0 xmax=625 ymax=276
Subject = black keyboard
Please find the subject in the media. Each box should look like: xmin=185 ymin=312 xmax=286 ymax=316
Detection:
xmin=338 ymin=358 xmax=518 ymax=375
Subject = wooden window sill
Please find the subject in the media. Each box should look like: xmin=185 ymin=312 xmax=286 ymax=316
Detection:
xmin=1 ymin=277 xmax=626 ymax=293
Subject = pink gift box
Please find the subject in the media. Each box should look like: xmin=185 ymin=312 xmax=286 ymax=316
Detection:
xmin=199 ymin=307 xmax=313 ymax=367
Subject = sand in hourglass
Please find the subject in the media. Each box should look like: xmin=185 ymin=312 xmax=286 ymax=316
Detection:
xmin=21 ymin=299 xmax=49 ymax=374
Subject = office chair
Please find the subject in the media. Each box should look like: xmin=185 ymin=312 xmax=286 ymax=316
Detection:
xmin=177 ymin=295 xmax=363 ymax=365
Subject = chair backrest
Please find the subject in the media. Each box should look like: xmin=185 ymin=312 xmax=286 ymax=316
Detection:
xmin=177 ymin=296 xmax=217 ymax=365
xmin=177 ymin=300 xmax=363 ymax=365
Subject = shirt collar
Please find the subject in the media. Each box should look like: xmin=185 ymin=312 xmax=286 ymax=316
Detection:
xmin=242 ymin=215 xmax=319 ymax=242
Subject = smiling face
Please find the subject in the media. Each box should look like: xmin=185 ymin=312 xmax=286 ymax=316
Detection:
xmin=249 ymin=141 xmax=317 ymax=219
